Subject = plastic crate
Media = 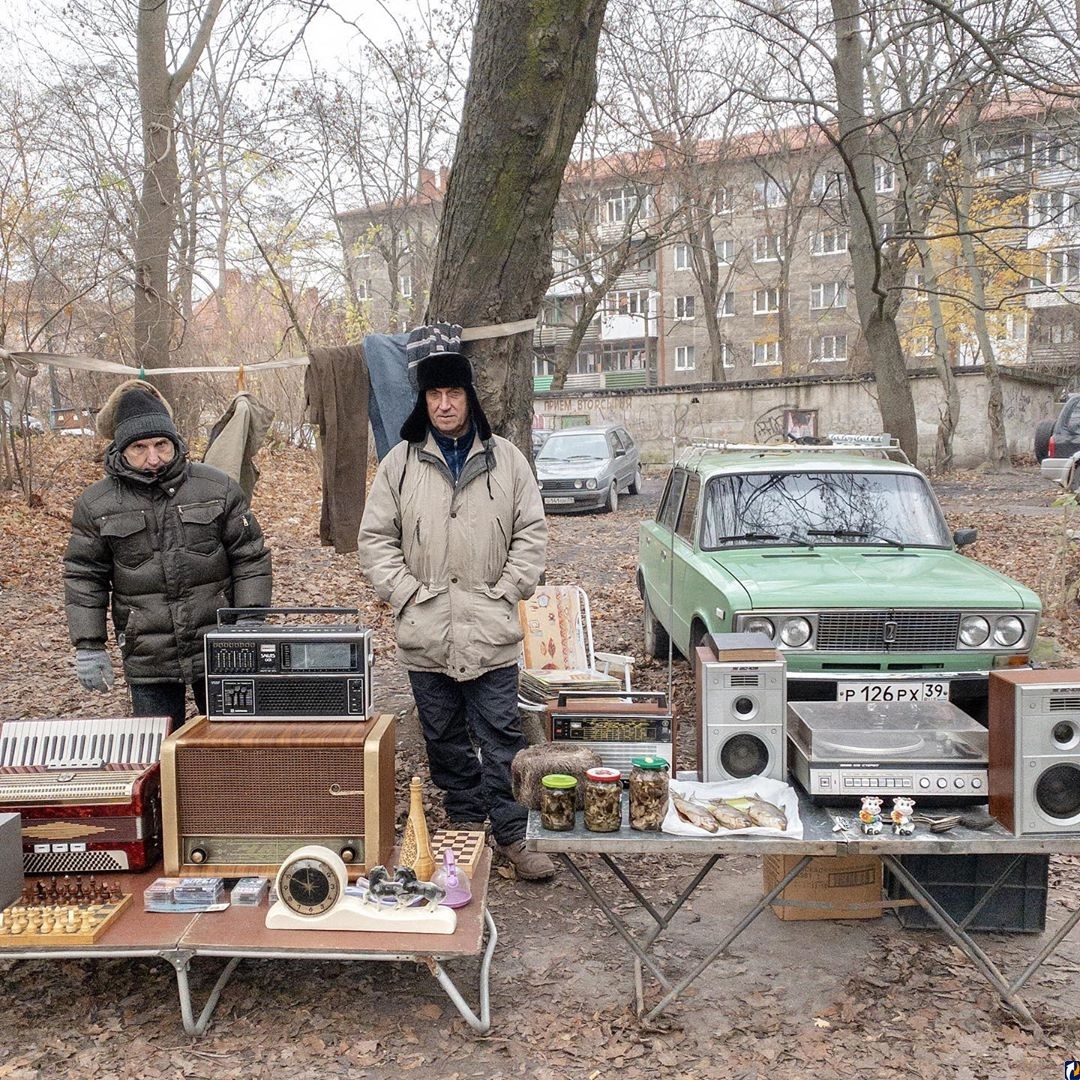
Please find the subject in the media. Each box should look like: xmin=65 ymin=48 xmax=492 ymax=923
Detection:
xmin=884 ymin=854 xmax=1048 ymax=934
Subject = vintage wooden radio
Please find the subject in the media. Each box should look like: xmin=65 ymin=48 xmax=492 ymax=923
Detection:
xmin=160 ymin=714 xmax=395 ymax=877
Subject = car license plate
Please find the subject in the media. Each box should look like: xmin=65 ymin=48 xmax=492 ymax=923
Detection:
xmin=837 ymin=680 xmax=949 ymax=703
xmin=544 ymin=497 xmax=575 ymax=505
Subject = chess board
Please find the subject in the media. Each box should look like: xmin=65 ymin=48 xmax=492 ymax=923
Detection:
xmin=429 ymin=829 xmax=487 ymax=880
xmin=0 ymin=893 xmax=132 ymax=947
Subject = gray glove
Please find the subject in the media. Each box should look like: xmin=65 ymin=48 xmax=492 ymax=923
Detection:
xmin=75 ymin=649 xmax=115 ymax=692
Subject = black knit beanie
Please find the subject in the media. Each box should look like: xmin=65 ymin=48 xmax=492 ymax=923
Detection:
xmin=113 ymin=389 xmax=180 ymax=453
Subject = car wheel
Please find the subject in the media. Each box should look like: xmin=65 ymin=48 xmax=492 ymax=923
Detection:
xmin=1034 ymin=419 xmax=1055 ymax=463
xmin=689 ymin=623 xmax=710 ymax=680
xmin=628 ymin=468 xmax=642 ymax=496
xmin=604 ymin=483 xmax=618 ymax=513
xmin=643 ymin=593 xmax=670 ymax=660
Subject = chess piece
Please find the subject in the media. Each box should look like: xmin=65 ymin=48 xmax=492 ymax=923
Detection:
xmin=400 ymin=776 xmax=436 ymax=882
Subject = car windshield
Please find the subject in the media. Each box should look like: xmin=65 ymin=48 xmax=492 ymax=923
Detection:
xmin=699 ymin=470 xmax=952 ymax=550
xmin=537 ymin=434 xmax=610 ymax=463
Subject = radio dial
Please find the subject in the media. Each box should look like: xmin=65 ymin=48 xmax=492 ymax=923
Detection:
xmin=190 ymin=847 xmax=207 ymax=864
xmin=339 ymin=845 xmax=358 ymax=864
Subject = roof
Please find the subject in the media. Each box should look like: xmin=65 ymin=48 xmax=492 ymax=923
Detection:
xmin=674 ymin=436 xmax=914 ymax=474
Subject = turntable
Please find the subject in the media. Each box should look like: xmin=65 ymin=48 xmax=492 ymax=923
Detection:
xmin=787 ymin=700 xmax=988 ymax=805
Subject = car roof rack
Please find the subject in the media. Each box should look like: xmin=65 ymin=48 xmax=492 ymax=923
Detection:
xmin=678 ymin=433 xmax=911 ymax=466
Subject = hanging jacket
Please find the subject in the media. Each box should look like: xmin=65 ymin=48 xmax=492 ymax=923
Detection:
xmin=358 ymin=429 xmax=546 ymax=680
xmin=63 ymin=445 xmax=272 ymax=684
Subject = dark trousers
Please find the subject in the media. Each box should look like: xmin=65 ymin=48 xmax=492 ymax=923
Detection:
xmin=130 ymin=680 xmax=207 ymax=734
xmin=407 ymin=665 xmax=527 ymax=847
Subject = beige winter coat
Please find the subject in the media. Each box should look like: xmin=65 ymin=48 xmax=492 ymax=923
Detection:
xmin=358 ymin=430 xmax=546 ymax=680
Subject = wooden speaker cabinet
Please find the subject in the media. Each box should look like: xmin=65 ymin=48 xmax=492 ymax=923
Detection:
xmin=160 ymin=714 xmax=396 ymax=876
xmin=989 ymin=668 xmax=1080 ymax=835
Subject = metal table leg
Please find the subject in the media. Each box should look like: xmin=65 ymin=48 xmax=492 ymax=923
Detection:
xmin=880 ymin=854 xmax=1041 ymax=1033
xmin=169 ymin=950 xmax=243 ymax=1037
xmin=423 ymin=908 xmax=498 ymax=1034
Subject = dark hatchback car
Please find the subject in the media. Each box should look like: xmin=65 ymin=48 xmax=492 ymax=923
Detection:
xmin=1040 ymin=393 xmax=1080 ymax=489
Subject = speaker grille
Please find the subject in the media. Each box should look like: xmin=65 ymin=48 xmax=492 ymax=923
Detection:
xmin=254 ymin=679 xmax=349 ymax=714
xmin=176 ymin=747 xmax=366 ymax=833
xmin=719 ymin=732 xmax=771 ymax=779
xmin=1048 ymin=696 xmax=1080 ymax=712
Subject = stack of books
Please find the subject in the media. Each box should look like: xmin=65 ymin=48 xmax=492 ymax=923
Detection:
xmin=519 ymin=667 xmax=622 ymax=704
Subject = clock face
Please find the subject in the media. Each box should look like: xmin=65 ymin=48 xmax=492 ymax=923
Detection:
xmin=280 ymin=855 xmax=341 ymax=916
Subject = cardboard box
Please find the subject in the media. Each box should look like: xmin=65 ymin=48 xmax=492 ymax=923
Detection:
xmin=762 ymin=854 xmax=882 ymax=921
xmin=0 ymin=813 xmax=23 ymax=909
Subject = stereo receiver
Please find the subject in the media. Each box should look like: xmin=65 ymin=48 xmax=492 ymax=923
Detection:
xmin=548 ymin=691 xmax=674 ymax=777
xmin=205 ymin=607 xmax=373 ymax=721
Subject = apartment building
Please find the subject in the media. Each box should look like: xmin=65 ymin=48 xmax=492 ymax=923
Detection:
xmin=338 ymin=97 xmax=1080 ymax=393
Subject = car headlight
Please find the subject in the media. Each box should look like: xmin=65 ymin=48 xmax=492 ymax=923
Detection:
xmin=573 ymin=479 xmax=582 ymax=489
xmin=586 ymin=478 xmax=597 ymax=490
xmin=959 ymin=615 xmax=990 ymax=647
xmin=992 ymin=615 xmax=1025 ymax=647
xmin=742 ymin=616 xmax=776 ymax=641
xmin=779 ymin=617 xmax=812 ymax=648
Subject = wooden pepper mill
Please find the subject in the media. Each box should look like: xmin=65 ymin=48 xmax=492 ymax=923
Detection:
xmin=400 ymin=775 xmax=436 ymax=882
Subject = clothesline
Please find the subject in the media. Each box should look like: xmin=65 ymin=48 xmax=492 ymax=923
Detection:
xmin=0 ymin=350 xmax=310 ymax=377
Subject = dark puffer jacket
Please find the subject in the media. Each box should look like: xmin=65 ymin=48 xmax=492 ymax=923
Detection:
xmin=63 ymin=444 xmax=272 ymax=684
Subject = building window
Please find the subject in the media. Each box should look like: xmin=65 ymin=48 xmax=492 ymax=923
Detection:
xmin=609 ymin=289 xmax=650 ymax=316
xmin=1031 ymin=190 xmax=1080 ymax=229
xmin=752 ymin=234 xmax=782 ymax=262
xmin=719 ymin=341 xmax=735 ymax=368
xmin=674 ymin=243 xmax=692 ymax=270
xmin=975 ymin=135 xmax=1027 ymax=179
xmin=810 ymin=281 xmax=847 ymax=310
xmin=604 ymin=186 xmax=650 ymax=224
xmin=909 ymin=333 xmax=933 ymax=357
xmin=675 ymin=295 xmax=696 ymax=320
xmin=752 ymin=339 xmax=780 ymax=365
xmin=753 ymin=288 xmax=780 ymax=314
xmin=551 ymin=247 xmax=574 ymax=274
xmin=811 ymin=228 xmax=848 ymax=255
xmin=1034 ymin=137 xmax=1080 ymax=169
xmin=811 ymin=334 xmax=847 ymax=361
xmin=753 ymin=178 xmax=785 ymax=209
xmin=1046 ymin=247 xmax=1080 ymax=287
xmin=714 ymin=187 xmax=732 ymax=214
xmin=357 ymin=279 xmax=371 ymax=301
xmin=812 ymin=170 xmax=847 ymax=200
xmin=675 ymin=345 xmax=696 ymax=371
xmin=718 ymin=291 xmax=735 ymax=317
xmin=715 ymin=238 xmax=734 ymax=264
xmin=399 ymin=275 xmax=412 ymax=299
xmin=874 ymin=162 xmax=896 ymax=193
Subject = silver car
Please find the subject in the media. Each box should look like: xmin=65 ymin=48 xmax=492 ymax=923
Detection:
xmin=535 ymin=424 xmax=642 ymax=513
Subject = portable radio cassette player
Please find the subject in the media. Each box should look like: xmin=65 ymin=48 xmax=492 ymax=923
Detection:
xmin=205 ymin=607 xmax=373 ymax=721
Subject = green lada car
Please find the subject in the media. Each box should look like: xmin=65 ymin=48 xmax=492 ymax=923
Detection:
xmin=636 ymin=439 xmax=1041 ymax=721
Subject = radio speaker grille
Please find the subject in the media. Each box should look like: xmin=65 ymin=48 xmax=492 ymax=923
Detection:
xmin=255 ymin=679 xmax=349 ymax=714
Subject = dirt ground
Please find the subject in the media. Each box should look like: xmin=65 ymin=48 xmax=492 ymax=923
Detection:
xmin=1 ymin=444 xmax=1080 ymax=1079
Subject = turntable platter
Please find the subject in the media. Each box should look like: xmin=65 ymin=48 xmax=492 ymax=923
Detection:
xmin=814 ymin=731 xmax=927 ymax=757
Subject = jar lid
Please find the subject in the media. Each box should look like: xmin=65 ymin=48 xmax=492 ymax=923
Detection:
xmin=541 ymin=773 xmax=578 ymax=790
xmin=585 ymin=767 xmax=622 ymax=783
xmin=631 ymin=756 xmax=669 ymax=771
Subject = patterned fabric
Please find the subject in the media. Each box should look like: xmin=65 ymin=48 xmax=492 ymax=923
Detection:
xmin=405 ymin=322 xmax=464 ymax=370
xmin=518 ymin=586 xmax=588 ymax=671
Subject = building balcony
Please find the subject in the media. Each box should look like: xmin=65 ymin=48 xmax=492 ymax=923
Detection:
xmin=599 ymin=312 xmax=656 ymax=341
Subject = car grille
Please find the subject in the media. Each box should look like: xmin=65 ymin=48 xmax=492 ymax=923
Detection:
xmin=816 ymin=611 xmax=960 ymax=651
xmin=541 ymin=479 xmax=581 ymax=492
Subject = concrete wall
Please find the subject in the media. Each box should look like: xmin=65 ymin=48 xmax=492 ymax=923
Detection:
xmin=533 ymin=369 xmax=1061 ymax=471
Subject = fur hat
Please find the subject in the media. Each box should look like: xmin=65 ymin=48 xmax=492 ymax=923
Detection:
xmin=399 ymin=324 xmax=492 ymax=443
xmin=96 ymin=379 xmax=179 ymax=452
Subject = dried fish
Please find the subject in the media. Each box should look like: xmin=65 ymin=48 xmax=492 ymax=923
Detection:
xmin=703 ymin=799 xmax=754 ymax=830
xmin=739 ymin=793 xmax=788 ymax=831
xmin=671 ymin=793 xmax=719 ymax=833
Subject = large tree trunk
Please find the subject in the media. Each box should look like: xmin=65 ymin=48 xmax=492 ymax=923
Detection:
xmin=427 ymin=0 xmax=608 ymax=451
xmin=830 ymin=0 xmax=918 ymax=461
xmin=133 ymin=0 xmax=222 ymax=423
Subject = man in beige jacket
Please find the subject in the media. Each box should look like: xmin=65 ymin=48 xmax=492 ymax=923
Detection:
xmin=358 ymin=334 xmax=554 ymax=880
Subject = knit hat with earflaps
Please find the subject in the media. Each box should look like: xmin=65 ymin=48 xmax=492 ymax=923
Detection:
xmin=399 ymin=323 xmax=492 ymax=444
xmin=111 ymin=386 xmax=180 ymax=453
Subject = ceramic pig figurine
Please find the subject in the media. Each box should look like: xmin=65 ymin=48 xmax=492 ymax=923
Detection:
xmin=859 ymin=795 xmax=884 ymax=835
xmin=891 ymin=796 xmax=916 ymax=836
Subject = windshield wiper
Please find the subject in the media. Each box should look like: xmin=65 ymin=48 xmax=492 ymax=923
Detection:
xmin=808 ymin=528 xmax=905 ymax=550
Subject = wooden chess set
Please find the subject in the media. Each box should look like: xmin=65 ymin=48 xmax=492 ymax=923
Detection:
xmin=429 ymin=828 xmax=487 ymax=880
xmin=0 ymin=876 xmax=132 ymax=947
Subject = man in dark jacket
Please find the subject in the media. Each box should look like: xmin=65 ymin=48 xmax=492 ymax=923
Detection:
xmin=63 ymin=380 xmax=272 ymax=731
